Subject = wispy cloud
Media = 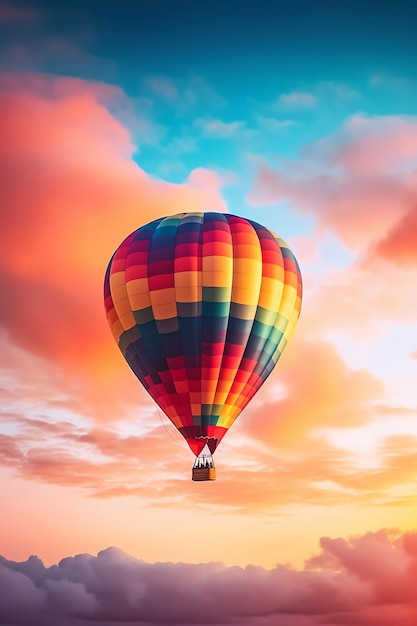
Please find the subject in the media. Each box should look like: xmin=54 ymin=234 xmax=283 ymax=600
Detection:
xmin=194 ymin=117 xmax=246 ymax=138
xmin=317 ymin=80 xmax=359 ymax=100
xmin=144 ymin=73 xmax=227 ymax=110
xmin=274 ymin=90 xmax=318 ymax=109
xmin=257 ymin=116 xmax=296 ymax=132
xmin=144 ymin=75 xmax=178 ymax=98
xmin=2 ymin=397 xmax=417 ymax=512
xmin=370 ymin=73 xmax=415 ymax=91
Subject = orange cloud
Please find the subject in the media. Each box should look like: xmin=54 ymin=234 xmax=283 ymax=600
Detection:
xmin=241 ymin=335 xmax=383 ymax=448
xmin=1 ymin=74 xmax=415 ymax=519
xmin=3 ymin=405 xmax=416 ymax=513
xmin=371 ymin=204 xmax=417 ymax=267
xmin=299 ymin=258 xmax=417 ymax=346
xmin=0 ymin=71 xmax=227 ymax=419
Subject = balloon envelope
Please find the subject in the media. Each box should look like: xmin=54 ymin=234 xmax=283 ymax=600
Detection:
xmin=104 ymin=212 xmax=302 ymax=456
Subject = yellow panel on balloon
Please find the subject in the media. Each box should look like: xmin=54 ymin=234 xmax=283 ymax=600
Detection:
xmin=203 ymin=270 xmax=232 ymax=288
xmin=175 ymin=271 xmax=200 ymax=287
xmin=259 ymin=275 xmax=283 ymax=297
xmin=202 ymin=255 xmax=233 ymax=274
xmin=232 ymin=286 xmax=261 ymax=305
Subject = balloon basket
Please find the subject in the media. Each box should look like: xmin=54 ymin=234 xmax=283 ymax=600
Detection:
xmin=192 ymin=467 xmax=217 ymax=481
xmin=192 ymin=449 xmax=216 ymax=481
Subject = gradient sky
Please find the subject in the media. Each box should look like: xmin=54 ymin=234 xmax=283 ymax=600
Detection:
xmin=1 ymin=1 xmax=417 ymax=625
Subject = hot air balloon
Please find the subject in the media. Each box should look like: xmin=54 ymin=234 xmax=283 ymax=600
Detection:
xmin=104 ymin=212 xmax=302 ymax=480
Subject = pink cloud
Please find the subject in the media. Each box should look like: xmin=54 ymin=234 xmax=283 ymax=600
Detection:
xmin=248 ymin=114 xmax=417 ymax=253
xmin=300 ymin=258 xmax=417 ymax=345
xmin=3 ymin=407 xmax=416 ymax=512
xmin=333 ymin=115 xmax=417 ymax=175
xmin=0 ymin=529 xmax=416 ymax=625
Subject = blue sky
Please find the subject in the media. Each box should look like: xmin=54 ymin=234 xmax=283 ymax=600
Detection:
xmin=3 ymin=0 xmax=417 ymax=212
xmin=4 ymin=1 xmax=417 ymax=152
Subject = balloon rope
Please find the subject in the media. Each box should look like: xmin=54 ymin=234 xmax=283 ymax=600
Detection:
xmin=156 ymin=406 xmax=187 ymax=447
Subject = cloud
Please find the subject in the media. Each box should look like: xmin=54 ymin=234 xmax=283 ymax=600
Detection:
xmin=370 ymin=74 xmax=415 ymax=91
xmin=316 ymin=81 xmax=359 ymax=100
xmin=247 ymin=114 xmax=417 ymax=348
xmin=242 ymin=336 xmax=384 ymax=448
xmin=259 ymin=82 xmax=358 ymax=120
xmin=164 ymin=134 xmax=199 ymax=154
xmin=300 ymin=258 xmax=417 ymax=347
xmin=182 ymin=74 xmax=227 ymax=109
xmin=257 ymin=116 xmax=296 ymax=132
xmin=143 ymin=73 xmax=226 ymax=111
xmin=371 ymin=204 xmax=417 ymax=267
xmin=194 ymin=117 xmax=246 ymax=138
xmin=248 ymin=114 xmax=417 ymax=252
xmin=0 ymin=71 xmax=227 ymax=420
xmin=145 ymin=75 xmax=178 ymax=99
xmin=3 ymin=395 xmax=416 ymax=513
xmin=274 ymin=90 xmax=318 ymax=109
xmin=1 ymin=530 xmax=416 ymax=625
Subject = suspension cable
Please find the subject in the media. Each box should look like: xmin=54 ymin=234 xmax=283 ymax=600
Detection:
xmin=155 ymin=406 xmax=187 ymax=447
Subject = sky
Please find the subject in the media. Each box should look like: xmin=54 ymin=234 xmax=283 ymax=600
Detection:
xmin=0 ymin=0 xmax=417 ymax=624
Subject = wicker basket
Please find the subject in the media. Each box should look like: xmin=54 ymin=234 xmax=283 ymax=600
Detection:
xmin=192 ymin=467 xmax=217 ymax=481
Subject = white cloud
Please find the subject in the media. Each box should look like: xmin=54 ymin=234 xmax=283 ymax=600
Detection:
xmin=194 ymin=117 xmax=246 ymax=138
xmin=144 ymin=76 xmax=178 ymax=98
xmin=275 ymin=90 xmax=318 ymax=109
xmin=257 ymin=116 xmax=296 ymax=132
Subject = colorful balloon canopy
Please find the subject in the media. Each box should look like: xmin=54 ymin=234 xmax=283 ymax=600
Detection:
xmin=104 ymin=212 xmax=302 ymax=457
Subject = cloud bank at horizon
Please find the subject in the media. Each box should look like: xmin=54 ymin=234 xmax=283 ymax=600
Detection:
xmin=0 ymin=529 xmax=416 ymax=626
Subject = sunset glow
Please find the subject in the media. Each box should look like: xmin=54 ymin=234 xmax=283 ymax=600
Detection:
xmin=0 ymin=1 xmax=416 ymax=624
